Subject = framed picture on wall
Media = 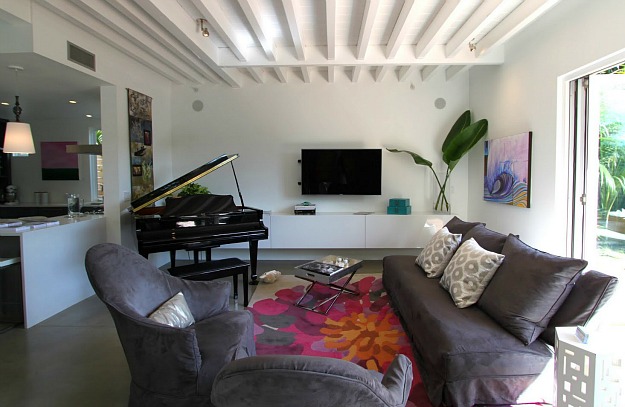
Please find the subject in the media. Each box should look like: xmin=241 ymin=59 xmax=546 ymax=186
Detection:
xmin=483 ymin=132 xmax=532 ymax=208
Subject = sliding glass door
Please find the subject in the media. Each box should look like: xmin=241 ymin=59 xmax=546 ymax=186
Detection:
xmin=570 ymin=64 xmax=625 ymax=324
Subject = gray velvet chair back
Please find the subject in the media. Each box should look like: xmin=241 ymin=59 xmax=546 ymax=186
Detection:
xmin=85 ymin=243 xmax=249 ymax=407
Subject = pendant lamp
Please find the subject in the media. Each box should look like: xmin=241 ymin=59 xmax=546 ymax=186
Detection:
xmin=3 ymin=66 xmax=35 ymax=154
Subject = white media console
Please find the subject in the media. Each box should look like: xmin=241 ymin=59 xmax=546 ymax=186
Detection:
xmin=268 ymin=212 xmax=453 ymax=249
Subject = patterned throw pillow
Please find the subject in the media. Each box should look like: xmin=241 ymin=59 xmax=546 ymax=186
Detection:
xmin=440 ymin=238 xmax=505 ymax=308
xmin=148 ymin=291 xmax=195 ymax=328
xmin=416 ymin=227 xmax=462 ymax=278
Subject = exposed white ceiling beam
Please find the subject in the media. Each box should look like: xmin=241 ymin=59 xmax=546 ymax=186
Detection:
xmin=352 ymin=66 xmax=363 ymax=82
xmin=247 ymin=67 xmax=265 ymax=83
xmin=420 ymin=65 xmax=439 ymax=81
xmin=219 ymin=44 xmax=505 ymax=67
xmin=274 ymin=67 xmax=288 ymax=83
xmin=445 ymin=0 xmax=504 ymax=57
xmin=375 ymin=65 xmax=391 ymax=82
xmin=74 ymin=0 xmax=211 ymax=84
xmin=478 ymin=0 xmax=562 ymax=55
xmin=37 ymin=0 xmax=191 ymax=84
xmin=282 ymin=0 xmax=305 ymax=60
xmin=327 ymin=66 xmax=335 ymax=83
xmin=301 ymin=66 xmax=311 ymax=83
xmin=415 ymin=0 xmax=464 ymax=58
xmin=398 ymin=65 xmax=416 ymax=82
xmin=135 ymin=0 xmax=242 ymax=87
xmin=325 ymin=0 xmax=336 ymax=60
xmin=445 ymin=65 xmax=469 ymax=80
xmin=386 ymin=0 xmax=417 ymax=59
xmin=356 ymin=0 xmax=380 ymax=60
xmin=191 ymin=0 xmax=248 ymax=61
xmin=238 ymin=0 xmax=276 ymax=61
xmin=105 ymin=0 xmax=219 ymax=83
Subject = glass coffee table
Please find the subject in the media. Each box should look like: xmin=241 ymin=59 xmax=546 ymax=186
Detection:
xmin=293 ymin=255 xmax=363 ymax=314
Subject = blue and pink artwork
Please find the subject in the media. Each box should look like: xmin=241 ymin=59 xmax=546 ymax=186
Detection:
xmin=484 ymin=132 xmax=532 ymax=208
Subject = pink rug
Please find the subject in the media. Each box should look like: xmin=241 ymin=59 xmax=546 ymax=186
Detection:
xmin=249 ymin=275 xmax=433 ymax=407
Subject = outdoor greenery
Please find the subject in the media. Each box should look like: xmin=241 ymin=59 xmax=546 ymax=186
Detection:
xmin=598 ymin=65 xmax=625 ymax=226
xmin=387 ymin=110 xmax=488 ymax=211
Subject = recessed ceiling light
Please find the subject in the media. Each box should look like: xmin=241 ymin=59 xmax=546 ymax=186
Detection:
xmin=0 ymin=102 xmax=9 ymax=106
xmin=69 ymin=100 xmax=77 ymax=104
xmin=85 ymin=114 xmax=93 ymax=118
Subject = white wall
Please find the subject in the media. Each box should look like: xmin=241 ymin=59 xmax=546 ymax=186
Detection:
xmin=171 ymin=71 xmax=471 ymax=217
xmin=468 ymin=0 xmax=625 ymax=255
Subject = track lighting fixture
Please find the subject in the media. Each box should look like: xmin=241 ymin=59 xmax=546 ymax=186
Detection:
xmin=198 ymin=18 xmax=209 ymax=37
xmin=468 ymin=39 xmax=477 ymax=52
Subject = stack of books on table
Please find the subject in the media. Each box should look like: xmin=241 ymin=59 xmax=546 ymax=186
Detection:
xmin=294 ymin=202 xmax=316 ymax=215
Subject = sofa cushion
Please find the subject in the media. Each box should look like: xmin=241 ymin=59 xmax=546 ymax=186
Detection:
xmin=416 ymin=227 xmax=461 ymax=278
xmin=539 ymin=270 xmax=618 ymax=345
xmin=478 ymin=235 xmax=587 ymax=345
xmin=461 ymin=224 xmax=508 ymax=254
xmin=444 ymin=216 xmax=484 ymax=235
xmin=440 ymin=238 xmax=505 ymax=308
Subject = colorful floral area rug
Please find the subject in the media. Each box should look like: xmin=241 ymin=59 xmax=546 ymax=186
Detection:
xmin=248 ymin=274 xmax=433 ymax=407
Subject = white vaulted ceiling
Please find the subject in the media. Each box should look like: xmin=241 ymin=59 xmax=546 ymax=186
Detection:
xmin=36 ymin=0 xmax=562 ymax=88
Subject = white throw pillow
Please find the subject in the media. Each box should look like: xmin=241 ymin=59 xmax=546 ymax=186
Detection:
xmin=416 ymin=227 xmax=462 ymax=278
xmin=148 ymin=291 xmax=195 ymax=328
xmin=440 ymin=238 xmax=505 ymax=308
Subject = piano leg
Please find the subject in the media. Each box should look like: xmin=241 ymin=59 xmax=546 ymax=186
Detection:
xmin=249 ymin=240 xmax=259 ymax=285
xmin=170 ymin=250 xmax=176 ymax=268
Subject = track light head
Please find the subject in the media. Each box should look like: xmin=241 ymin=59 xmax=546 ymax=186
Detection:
xmin=198 ymin=18 xmax=209 ymax=37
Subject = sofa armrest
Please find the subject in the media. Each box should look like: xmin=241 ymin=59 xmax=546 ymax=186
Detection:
xmin=211 ymin=354 xmax=413 ymax=407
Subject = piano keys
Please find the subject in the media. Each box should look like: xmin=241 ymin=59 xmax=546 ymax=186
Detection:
xmin=129 ymin=154 xmax=268 ymax=283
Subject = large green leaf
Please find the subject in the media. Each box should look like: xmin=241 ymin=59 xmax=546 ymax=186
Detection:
xmin=441 ymin=110 xmax=471 ymax=153
xmin=442 ymin=119 xmax=488 ymax=170
xmin=386 ymin=148 xmax=433 ymax=167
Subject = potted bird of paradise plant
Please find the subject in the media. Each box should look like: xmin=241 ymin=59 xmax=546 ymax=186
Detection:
xmin=387 ymin=110 xmax=488 ymax=212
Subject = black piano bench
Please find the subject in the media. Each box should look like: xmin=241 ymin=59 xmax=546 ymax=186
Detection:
xmin=168 ymin=258 xmax=249 ymax=307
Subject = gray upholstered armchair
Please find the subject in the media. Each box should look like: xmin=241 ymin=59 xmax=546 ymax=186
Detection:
xmin=86 ymin=243 xmax=413 ymax=407
xmin=85 ymin=243 xmax=256 ymax=406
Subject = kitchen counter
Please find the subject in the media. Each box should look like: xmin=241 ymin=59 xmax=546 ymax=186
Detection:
xmin=0 ymin=214 xmax=107 ymax=327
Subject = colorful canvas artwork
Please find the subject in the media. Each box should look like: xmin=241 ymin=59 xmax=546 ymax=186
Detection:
xmin=41 ymin=141 xmax=79 ymax=180
xmin=484 ymin=132 xmax=532 ymax=208
xmin=128 ymin=89 xmax=154 ymax=200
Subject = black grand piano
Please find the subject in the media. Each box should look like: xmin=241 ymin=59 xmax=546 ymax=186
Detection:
xmin=129 ymin=154 xmax=268 ymax=283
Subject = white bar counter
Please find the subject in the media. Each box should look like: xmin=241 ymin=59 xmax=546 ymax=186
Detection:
xmin=0 ymin=215 xmax=107 ymax=328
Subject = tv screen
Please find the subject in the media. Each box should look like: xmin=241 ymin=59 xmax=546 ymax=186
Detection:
xmin=301 ymin=149 xmax=382 ymax=195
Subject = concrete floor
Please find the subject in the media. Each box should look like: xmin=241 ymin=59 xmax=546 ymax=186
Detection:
xmin=0 ymin=259 xmax=382 ymax=407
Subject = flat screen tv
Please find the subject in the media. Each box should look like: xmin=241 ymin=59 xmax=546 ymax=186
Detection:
xmin=301 ymin=149 xmax=382 ymax=195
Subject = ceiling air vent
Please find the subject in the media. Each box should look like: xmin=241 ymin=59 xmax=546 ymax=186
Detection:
xmin=67 ymin=42 xmax=96 ymax=71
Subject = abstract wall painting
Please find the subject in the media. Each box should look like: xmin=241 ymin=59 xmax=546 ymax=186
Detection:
xmin=128 ymin=89 xmax=154 ymax=201
xmin=41 ymin=141 xmax=79 ymax=180
xmin=484 ymin=132 xmax=532 ymax=208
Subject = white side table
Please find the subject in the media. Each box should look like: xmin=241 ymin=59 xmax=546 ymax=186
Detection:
xmin=555 ymin=327 xmax=624 ymax=407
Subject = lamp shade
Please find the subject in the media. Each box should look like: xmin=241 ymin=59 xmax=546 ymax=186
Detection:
xmin=3 ymin=122 xmax=35 ymax=154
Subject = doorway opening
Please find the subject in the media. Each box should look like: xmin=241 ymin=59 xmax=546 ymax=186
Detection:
xmin=569 ymin=62 xmax=625 ymax=325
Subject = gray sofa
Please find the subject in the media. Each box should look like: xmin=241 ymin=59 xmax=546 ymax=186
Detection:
xmin=383 ymin=217 xmax=618 ymax=407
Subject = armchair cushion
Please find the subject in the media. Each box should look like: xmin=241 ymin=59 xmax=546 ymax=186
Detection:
xmin=149 ymin=292 xmax=195 ymax=328
xmin=211 ymin=354 xmax=413 ymax=407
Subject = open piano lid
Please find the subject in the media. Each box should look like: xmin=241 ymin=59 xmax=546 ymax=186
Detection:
xmin=129 ymin=154 xmax=238 ymax=213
